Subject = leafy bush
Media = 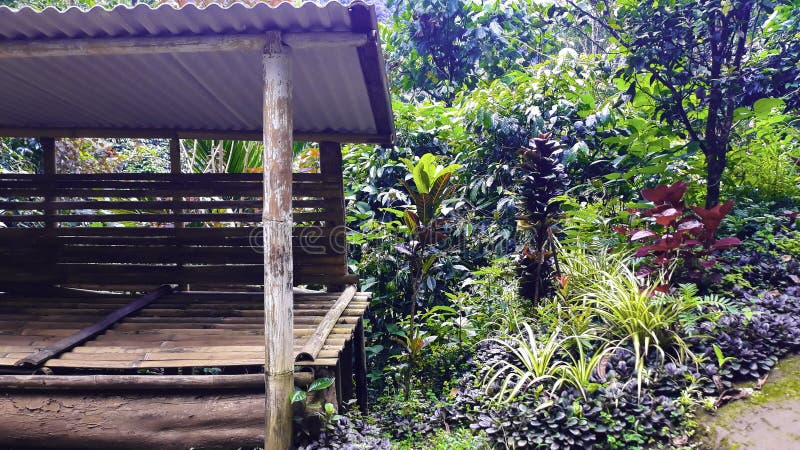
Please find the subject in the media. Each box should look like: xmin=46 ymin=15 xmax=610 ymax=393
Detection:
xmin=713 ymin=209 xmax=800 ymax=293
xmin=482 ymin=325 xmax=566 ymax=404
xmin=295 ymin=414 xmax=390 ymax=450
xmin=0 ymin=138 xmax=40 ymax=173
xmin=393 ymin=427 xmax=490 ymax=450
xmin=616 ymin=180 xmax=740 ymax=285
xmin=723 ymin=99 xmax=800 ymax=205
xmin=558 ymin=247 xmax=736 ymax=397
xmin=454 ymin=341 xmax=688 ymax=450
xmin=371 ymin=389 xmax=444 ymax=440
xmin=693 ymin=287 xmax=800 ymax=381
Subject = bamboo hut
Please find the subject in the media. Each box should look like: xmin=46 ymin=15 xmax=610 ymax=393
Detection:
xmin=0 ymin=2 xmax=393 ymax=448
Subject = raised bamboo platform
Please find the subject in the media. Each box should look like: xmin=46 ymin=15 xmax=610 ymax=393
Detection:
xmin=0 ymin=289 xmax=369 ymax=371
xmin=0 ymin=288 xmax=370 ymax=449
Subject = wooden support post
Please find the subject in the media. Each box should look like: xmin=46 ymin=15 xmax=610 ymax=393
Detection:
xmin=340 ymin=339 xmax=354 ymax=404
xmin=40 ymin=137 xmax=56 ymax=229
xmin=334 ymin=361 xmax=343 ymax=407
xmin=170 ymin=138 xmax=187 ymax=291
xmin=262 ymin=31 xmax=294 ymax=450
xmin=354 ymin=318 xmax=369 ymax=414
xmin=319 ymin=141 xmax=347 ymax=292
xmin=169 ymin=138 xmax=181 ymax=174
xmin=40 ymin=137 xmax=57 ymax=287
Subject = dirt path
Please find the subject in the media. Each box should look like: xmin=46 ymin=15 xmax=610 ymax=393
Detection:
xmin=699 ymin=354 xmax=800 ymax=449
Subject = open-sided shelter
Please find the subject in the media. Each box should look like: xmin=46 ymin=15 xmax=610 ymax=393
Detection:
xmin=0 ymin=2 xmax=393 ymax=448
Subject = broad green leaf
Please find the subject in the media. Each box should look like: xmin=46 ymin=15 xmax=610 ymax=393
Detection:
xmin=291 ymin=389 xmax=307 ymax=404
xmin=308 ymin=377 xmax=334 ymax=392
xmin=753 ymin=97 xmax=785 ymax=118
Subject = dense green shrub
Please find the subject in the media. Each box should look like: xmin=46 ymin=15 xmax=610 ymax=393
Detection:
xmin=693 ymin=287 xmax=800 ymax=381
xmin=454 ymin=341 xmax=689 ymax=450
xmin=295 ymin=415 xmax=390 ymax=450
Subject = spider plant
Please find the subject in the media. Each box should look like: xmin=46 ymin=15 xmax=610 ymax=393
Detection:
xmin=559 ymin=335 xmax=614 ymax=400
xmin=583 ymin=260 xmax=736 ymax=399
xmin=481 ymin=324 xmax=565 ymax=404
xmin=556 ymin=243 xmax=633 ymax=301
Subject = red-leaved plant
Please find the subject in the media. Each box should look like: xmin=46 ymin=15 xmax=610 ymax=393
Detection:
xmin=615 ymin=181 xmax=741 ymax=284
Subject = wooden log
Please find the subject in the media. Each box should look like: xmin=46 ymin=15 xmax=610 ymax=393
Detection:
xmin=0 ymin=374 xmax=264 ymax=391
xmin=0 ymin=390 xmax=264 ymax=449
xmin=14 ymin=285 xmax=173 ymax=368
xmin=296 ymin=285 xmax=356 ymax=361
xmin=262 ymin=30 xmax=294 ymax=450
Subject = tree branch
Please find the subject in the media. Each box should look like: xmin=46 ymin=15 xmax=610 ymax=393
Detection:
xmin=648 ymin=70 xmax=708 ymax=153
xmin=564 ymin=0 xmax=629 ymax=47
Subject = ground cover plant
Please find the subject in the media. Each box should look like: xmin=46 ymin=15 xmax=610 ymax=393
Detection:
xmin=2 ymin=0 xmax=799 ymax=448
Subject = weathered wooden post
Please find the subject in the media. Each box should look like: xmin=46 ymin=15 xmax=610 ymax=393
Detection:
xmin=40 ymin=137 xmax=55 ymax=229
xmin=262 ymin=31 xmax=294 ymax=450
xmin=169 ymin=138 xmax=187 ymax=294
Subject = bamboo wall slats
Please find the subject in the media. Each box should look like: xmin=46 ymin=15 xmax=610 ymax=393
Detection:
xmin=0 ymin=173 xmax=350 ymax=288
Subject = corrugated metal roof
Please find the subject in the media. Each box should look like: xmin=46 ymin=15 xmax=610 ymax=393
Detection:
xmin=0 ymin=1 xmax=394 ymax=144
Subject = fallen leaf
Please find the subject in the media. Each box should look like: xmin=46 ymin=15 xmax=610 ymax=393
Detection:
xmin=756 ymin=374 xmax=769 ymax=390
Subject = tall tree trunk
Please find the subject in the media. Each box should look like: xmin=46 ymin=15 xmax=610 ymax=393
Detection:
xmin=705 ymin=144 xmax=727 ymax=209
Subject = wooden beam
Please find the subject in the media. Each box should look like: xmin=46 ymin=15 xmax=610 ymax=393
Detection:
xmin=13 ymin=285 xmax=173 ymax=368
xmin=0 ymin=32 xmax=371 ymax=59
xmin=169 ymin=138 xmax=181 ymax=174
xmin=40 ymin=137 xmax=56 ymax=230
xmin=0 ymin=127 xmax=391 ymax=144
xmin=0 ymin=34 xmax=267 ymax=59
xmin=262 ymin=30 xmax=294 ymax=450
xmin=0 ymin=390 xmax=265 ymax=449
xmin=349 ymin=5 xmax=395 ymax=143
xmin=340 ymin=338 xmax=354 ymax=403
xmin=282 ymin=32 xmax=369 ymax=50
xmin=170 ymin=138 xmax=186 ymax=291
xmin=40 ymin=137 xmax=56 ymax=175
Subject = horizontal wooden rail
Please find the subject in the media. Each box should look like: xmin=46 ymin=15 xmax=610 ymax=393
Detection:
xmin=0 ymin=373 xmax=315 ymax=391
xmin=0 ymin=173 xmax=351 ymax=289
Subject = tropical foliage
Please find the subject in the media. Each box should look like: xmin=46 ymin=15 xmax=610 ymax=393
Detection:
xmin=1 ymin=0 xmax=798 ymax=448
